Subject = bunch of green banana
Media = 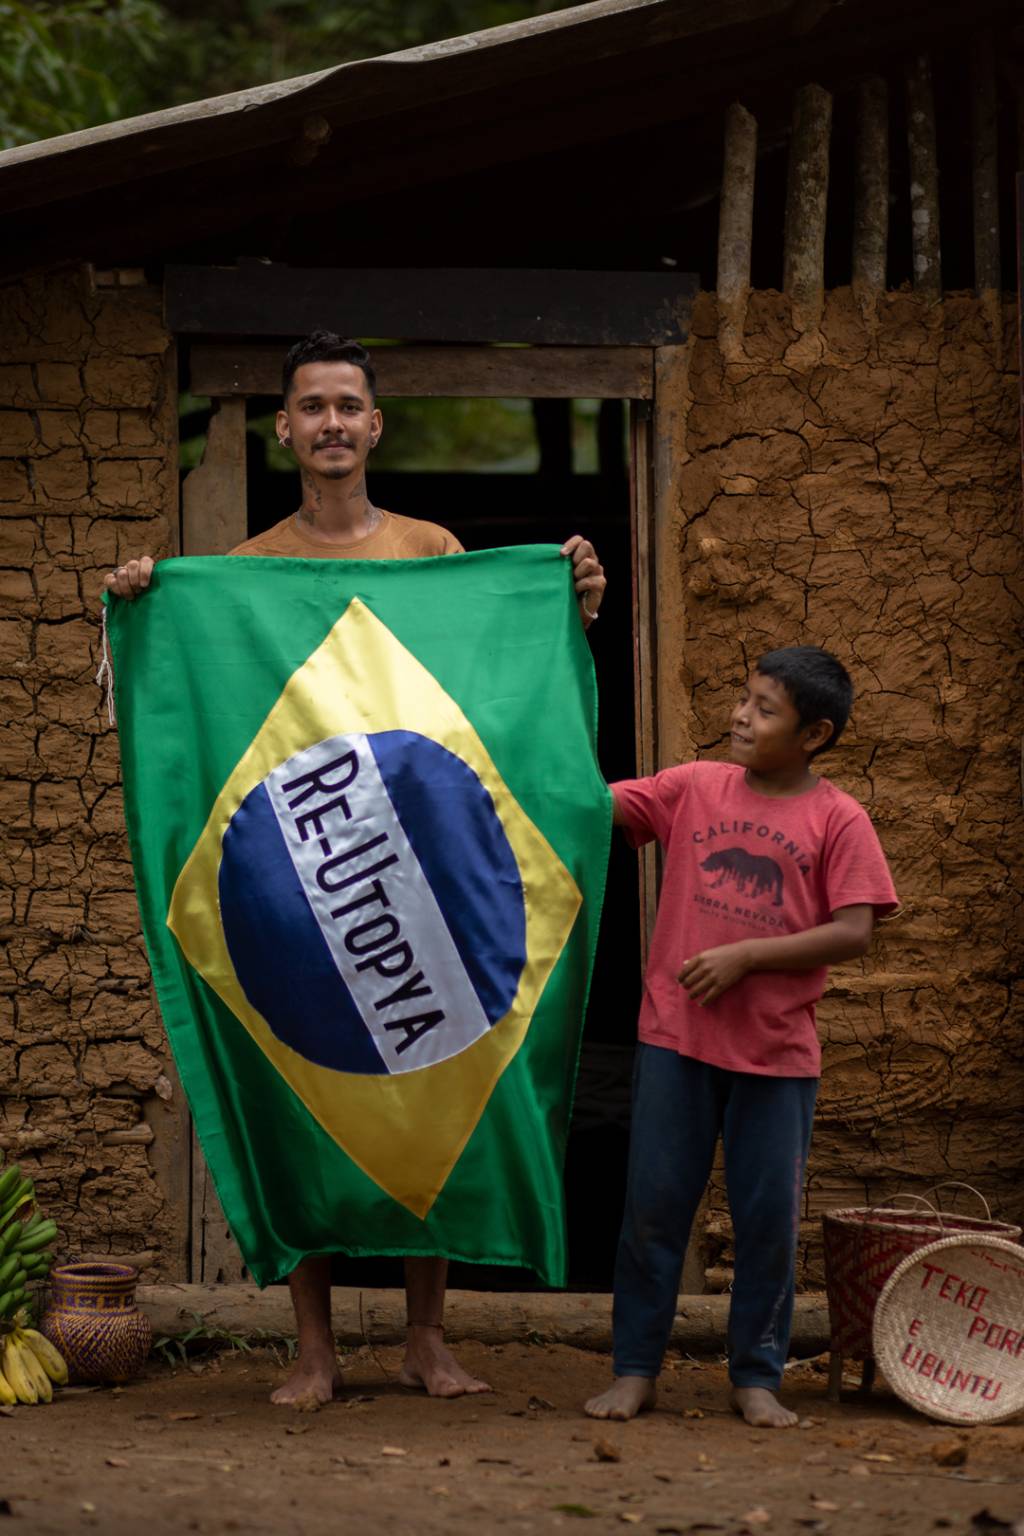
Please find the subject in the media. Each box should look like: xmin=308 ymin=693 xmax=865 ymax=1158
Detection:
xmin=0 ymin=1161 xmax=59 ymax=1322
xmin=0 ymin=1158 xmax=66 ymax=1403
xmin=0 ymin=1321 xmax=68 ymax=1404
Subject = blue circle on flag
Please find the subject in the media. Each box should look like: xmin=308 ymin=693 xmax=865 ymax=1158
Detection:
xmin=219 ymin=731 xmax=527 ymax=1075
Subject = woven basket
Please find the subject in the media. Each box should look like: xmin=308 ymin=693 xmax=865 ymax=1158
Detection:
xmin=822 ymin=1186 xmax=1021 ymax=1362
xmin=873 ymin=1234 xmax=1024 ymax=1425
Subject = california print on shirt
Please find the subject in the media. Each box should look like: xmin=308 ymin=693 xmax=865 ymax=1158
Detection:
xmin=692 ymin=817 xmax=814 ymax=932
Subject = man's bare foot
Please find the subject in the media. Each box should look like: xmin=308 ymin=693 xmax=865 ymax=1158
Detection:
xmin=270 ymin=1345 xmax=342 ymax=1407
xmin=398 ymin=1327 xmax=491 ymax=1398
xmin=730 ymin=1386 xmax=798 ymax=1428
xmin=584 ymin=1376 xmax=657 ymax=1420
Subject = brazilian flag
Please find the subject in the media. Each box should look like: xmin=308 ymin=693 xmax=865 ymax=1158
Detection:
xmin=107 ymin=546 xmax=610 ymax=1287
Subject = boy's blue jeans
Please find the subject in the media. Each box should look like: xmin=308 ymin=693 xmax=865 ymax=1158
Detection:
xmin=612 ymin=1044 xmax=817 ymax=1389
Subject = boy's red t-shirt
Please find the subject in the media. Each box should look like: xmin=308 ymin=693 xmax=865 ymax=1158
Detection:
xmin=612 ymin=761 xmax=898 ymax=1078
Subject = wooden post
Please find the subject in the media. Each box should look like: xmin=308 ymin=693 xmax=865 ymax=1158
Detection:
xmin=971 ymin=30 xmax=1001 ymax=292
xmin=852 ymin=77 xmax=889 ymax=295
xmin=650 ymin=345 xmax=705 ymax=1292
xmin=191 ymin=1151 xmax=248 ymax=1285
xmin=906 ymin=54 xmax=942 ymax=298
xmin=629 ymin=401 xmax=657 ymax=957
xmin=717 ymin=102 xmax=758 ymax=308
xmin=783 ymin=83 xmax=833 ymax=321
xmin=181 ymin=396 xmax=248 ymax=556
xmin=180 ymin=393 xmax=249 ymax=1282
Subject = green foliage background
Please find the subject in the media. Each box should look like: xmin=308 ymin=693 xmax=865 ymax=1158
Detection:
xmin=1 ymin=0 xmax=578 ymax=150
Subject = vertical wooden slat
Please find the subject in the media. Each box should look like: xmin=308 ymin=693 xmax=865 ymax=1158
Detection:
xmin=181 ymin=396 xmax=248 ymax=556
xmin=651 ymin=347 xmax=690 ymax=776
xmin=852 ymin=76 xmax=889 ymax=295
xmin=144 ymin=340 xmax=192 ymax=1280
xmin=142 ymin=1056 xmax=191 ymax=1279
xmin=651 ymin=343 xmax=706 ymax=1291
xmin=906 ymin=53 xmax=942 ymax=298
xmin=629 ymin=400 xmax=658 ymax=959
xmin=717 ymin=102 xmax=758 ymax=308
xmin=783 ymin=83 xmax=832 ymax=320
xmin=191 ymin=1152 xmax=249 ymax=1285
xmin=971 ymin=30 xmax=1001 ymax=292
xmin=180 ymin=393 xmax=249 ymax=1282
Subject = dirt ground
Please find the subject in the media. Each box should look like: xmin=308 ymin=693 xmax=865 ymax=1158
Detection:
xmin=2 ymin=1342 xmax=1023 ymax=1536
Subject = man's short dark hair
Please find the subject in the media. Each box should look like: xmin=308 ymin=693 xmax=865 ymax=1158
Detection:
xmin=282 ymin=332 xmax=376 ymax=402
xmin=755 ymin=646 xmax=853 ymax=756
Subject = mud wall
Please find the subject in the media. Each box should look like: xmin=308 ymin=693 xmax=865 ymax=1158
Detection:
xmin=0 ymin=267 xmax=187 ymax=1278
xmin=663 ymin=290 xmax=1024 ymax=1287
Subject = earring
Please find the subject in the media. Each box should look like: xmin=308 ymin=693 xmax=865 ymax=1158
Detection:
xmin=278 ymin=435 xmax=291 ymax=448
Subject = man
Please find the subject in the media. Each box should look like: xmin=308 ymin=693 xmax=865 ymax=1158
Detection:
xmin=106 ymin=330 xmax=606 ymax=1406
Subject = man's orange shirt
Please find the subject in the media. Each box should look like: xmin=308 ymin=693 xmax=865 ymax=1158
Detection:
xmin=230 ymin=511 xmax=463 ymax=560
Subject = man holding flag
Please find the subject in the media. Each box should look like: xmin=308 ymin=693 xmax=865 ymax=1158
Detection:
xmin=105 ymin=331 xmax=607 ymax=1407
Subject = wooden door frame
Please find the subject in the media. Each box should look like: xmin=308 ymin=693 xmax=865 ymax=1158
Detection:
xmin=176 ymin=335 xmax=677 ymax=1284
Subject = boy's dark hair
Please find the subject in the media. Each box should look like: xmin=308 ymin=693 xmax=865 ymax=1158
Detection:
xmin=281 ymin=332 xmax=376 ymax=402
xmin=755 ymin=646 xmax=853 ymax=756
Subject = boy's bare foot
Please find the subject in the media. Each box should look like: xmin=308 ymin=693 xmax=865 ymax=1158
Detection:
xmin=584 ymin=1376 xmax=657 ymax=1420
xmin=270 ymin=1343 xmax=342 ymax=1407
xmin=397 ymin=1326 xmax=491 ymax=1398
xmin=730 ymin=1386 xmax=798 ymax=1428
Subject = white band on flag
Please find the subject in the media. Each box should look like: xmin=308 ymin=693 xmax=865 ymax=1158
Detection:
xmin=265 ymin=733 xmax=491 ymax=1074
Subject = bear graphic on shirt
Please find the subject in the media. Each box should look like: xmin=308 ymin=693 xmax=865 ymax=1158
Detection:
xmin=700 ymin=847 xmax=784 ymax=907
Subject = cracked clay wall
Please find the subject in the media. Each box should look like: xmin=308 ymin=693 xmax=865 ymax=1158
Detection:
xmin=667 ymin=290 xmax=1024 ymax=1287
xmin=0 ymin=267 xmax=187 ymax=1278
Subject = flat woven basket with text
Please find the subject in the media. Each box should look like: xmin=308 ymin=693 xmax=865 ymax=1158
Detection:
xmin=873 ymin=1234 xmax=1024 ymax=1425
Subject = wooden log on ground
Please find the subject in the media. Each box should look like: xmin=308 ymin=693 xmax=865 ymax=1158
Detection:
xmin=783 ymin=83 xmax=832 ymax=319
xmin=716 ymin=102 xmax=758 ymax=309
xmin=137 ymin=1284 xmax=831 ymax=1354
xmin=852 ymin=76 xmax=889 ymax=295
xmin=971 ymin=30 xmax=1001 ymax=292
xmin=906 ymin=53 xmax=941 ymax=298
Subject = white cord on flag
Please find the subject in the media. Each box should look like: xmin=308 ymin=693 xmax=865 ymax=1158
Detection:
xmin=95 ymin=604 xmax=116 ymax=726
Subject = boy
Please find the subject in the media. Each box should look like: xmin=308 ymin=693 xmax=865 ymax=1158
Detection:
xmin=585 ymin=646 xmax=897 ymax=1429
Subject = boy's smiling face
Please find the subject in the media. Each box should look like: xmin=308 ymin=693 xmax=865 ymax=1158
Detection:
xmin=729 ymin=671 xmax=832 ymax=775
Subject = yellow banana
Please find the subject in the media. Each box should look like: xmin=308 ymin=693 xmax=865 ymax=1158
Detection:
xmin=1 ymin=1336 xmax=37 ymax=1404
xmin=19 ymin=1328 xmax=67 ymax=1386
xmin=0 ymin=1357 xmax=16 ymax=1406
xmin=11 ymin=1334 xmax=50 ymax=1403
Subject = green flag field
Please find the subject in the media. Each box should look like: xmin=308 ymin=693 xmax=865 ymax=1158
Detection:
xmin=106 ymin=546 xmax=610 ymax=1287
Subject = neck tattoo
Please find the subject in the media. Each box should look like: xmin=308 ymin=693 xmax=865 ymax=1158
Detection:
xmin=293 ymin=501 xmax=382 ymax=536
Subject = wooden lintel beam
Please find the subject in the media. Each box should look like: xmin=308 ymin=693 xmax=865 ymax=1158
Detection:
xmin=189 ymin=344 xmax=655 ymax=400
xmin=167 ymin=266 xmax=696 ymax=347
